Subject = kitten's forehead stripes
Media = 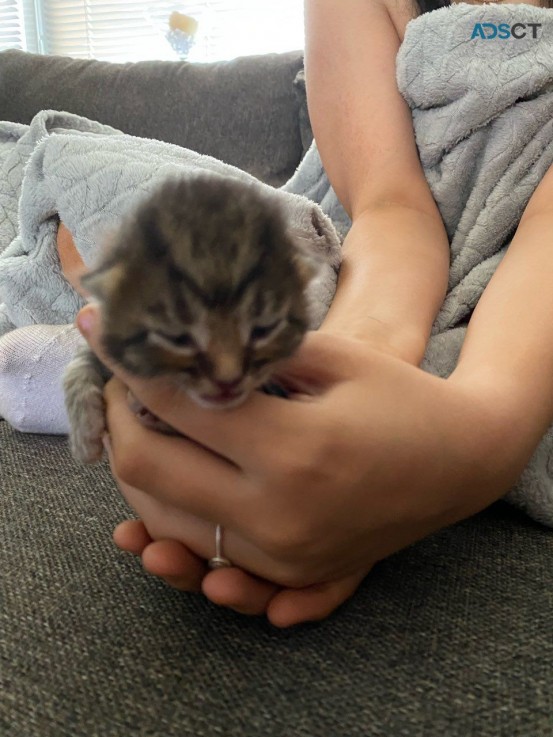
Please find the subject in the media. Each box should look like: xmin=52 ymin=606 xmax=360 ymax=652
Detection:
xmin=118 ymin=330 xmax=149 ymax=347
xmin=211 ymin=256 xmax=267 ymax=307
xmin=169 ymin=252 xmax=269 ymax=310
xmin=139 ymin=212 xmax=172 ymax=260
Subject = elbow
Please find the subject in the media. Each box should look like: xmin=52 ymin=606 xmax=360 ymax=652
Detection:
xmin=350 ymin=196 xmax=445 ymax=225
xmin=336 ymin=181 xmax=444 ymax=223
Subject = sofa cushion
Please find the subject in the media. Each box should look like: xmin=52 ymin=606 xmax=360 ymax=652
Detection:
xmin=0 ymin=49 xmax=305 ymax=186
xmin=1 ymin=420 xmax=552 ymax=736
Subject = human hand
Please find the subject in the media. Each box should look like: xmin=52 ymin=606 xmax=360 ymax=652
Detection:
xmin=77 ymin=303 xmax=507 ymax=626
xmin=100 ymin=362 xmax=375 ymax=627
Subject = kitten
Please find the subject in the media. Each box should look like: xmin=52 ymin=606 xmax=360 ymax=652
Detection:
xmin=63 ymin=173 xmax=320 ymax=464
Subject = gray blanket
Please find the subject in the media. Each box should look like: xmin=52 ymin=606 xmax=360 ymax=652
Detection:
xmin=0 ymin=111 xmax=340 ymax=334
xmin=284 ymin=2 xmax=553 ymax=526
xmin=1 ymin=2 xmax=553 ymax=526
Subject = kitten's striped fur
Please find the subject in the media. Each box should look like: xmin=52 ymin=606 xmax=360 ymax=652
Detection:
xmin=64 ymin=174 xmax=319 ymax=463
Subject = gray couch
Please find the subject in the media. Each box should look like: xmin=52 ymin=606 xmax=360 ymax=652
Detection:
xmin=1 ymin=49 xmax=552 ymax=737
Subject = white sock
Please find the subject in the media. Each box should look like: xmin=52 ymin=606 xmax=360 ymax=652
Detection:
xmin=0 ymin=324 xmax=83 ymax=434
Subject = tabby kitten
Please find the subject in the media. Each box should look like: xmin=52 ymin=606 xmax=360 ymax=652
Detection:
xmin=64 ymin=173 xmax=320 ymax=463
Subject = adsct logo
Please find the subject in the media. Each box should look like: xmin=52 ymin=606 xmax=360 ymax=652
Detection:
xmin=471 ymin=22 xmax=542 ymax=39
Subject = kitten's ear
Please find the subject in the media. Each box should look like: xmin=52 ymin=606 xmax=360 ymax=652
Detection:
xmin=80 ymin=261 xmax=126 ymax=302
xmin=288 ymin=206 xmax=337 ymax=285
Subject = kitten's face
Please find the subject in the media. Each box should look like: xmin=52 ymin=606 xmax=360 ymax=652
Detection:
xmin=83 ymin=175 xmax=318 ymax=410
xmin=135 ymin=286 xmax=306 ymax=409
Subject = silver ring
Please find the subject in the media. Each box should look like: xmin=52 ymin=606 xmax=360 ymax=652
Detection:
xmin=208 ymin=524 xmax=233 ymax=569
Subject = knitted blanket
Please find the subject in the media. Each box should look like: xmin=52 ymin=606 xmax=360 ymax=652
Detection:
xmin=0 ymin=111 xmax=340 ymax=436
xmin=0 ymin=110 xmax=340 ymax=333
xmin=284 ymin=2 xmax=553 ymax=525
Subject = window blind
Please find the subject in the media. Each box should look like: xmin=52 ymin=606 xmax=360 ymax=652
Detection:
xmin=12 ymin=0 xmax=304 ymax=63
xmin=0 ymin=0 xmax=39 ymax=53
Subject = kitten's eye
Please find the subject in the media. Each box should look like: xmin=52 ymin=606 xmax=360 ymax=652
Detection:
xmin=152 ymin=331 xmax=196 ymax=349
xmin=171 ymin=333 xmax=195 ymax=348
xmin=250 ymin=320 xmax=282 ymax=343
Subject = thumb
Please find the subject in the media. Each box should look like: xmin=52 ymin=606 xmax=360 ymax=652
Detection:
xmin=76 ymin=303 xmax=108 ymax=363
xmin=274 ymin=331 xmax=371 ymax=388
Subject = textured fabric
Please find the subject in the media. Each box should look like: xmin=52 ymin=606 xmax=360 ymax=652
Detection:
xmin=284 ymin=3 xmax=553 ymax=528
xmin=397 ymin=2 xmax=553 ymax=336
xmin=0 ymin=49 xmax=304 ymax=187
xmin=405 ymin=2 xmax=553 ymax=527
xmin=0 ymin=110 xmax=340 ymax=333
xmin=1 ymin=420 xmax=552 ymax=736
xmin=0 ymin=324 xmax=83 ymax=434
xmin=0 ymin=109 xmax=340 ymax=433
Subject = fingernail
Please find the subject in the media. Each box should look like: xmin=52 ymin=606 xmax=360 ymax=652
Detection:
xmin=76 ymin=307 xmax=96 ymax=336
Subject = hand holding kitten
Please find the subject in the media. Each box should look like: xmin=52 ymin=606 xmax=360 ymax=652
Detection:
xmin=77 ymin=304 xmax=512 ymax=626
xmin=63 ymin=174 xmax=324 ymax=463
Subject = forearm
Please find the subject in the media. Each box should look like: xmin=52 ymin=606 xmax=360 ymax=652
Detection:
xmin=321 ymin=205 xmax=450 ymax=364
xmin=450 ymin=212 xmax=553 ymax=470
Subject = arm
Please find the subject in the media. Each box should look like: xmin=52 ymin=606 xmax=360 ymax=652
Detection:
xmin=58 ymin=222 xmax=87 ymax=296
xmin=305 ymin=0 xmax=450 ymax=364
xmin=450 ymin=163 xmax=553 ymax=478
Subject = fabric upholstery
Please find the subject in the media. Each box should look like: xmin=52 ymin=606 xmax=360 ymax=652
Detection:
xmin=0 ymin=49 xmax=305 ymax=186
xmin=1 ymin=421 xmax=552 ymax=735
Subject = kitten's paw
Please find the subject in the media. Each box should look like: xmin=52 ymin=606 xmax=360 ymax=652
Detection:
xmin=66 ymin=385 xmax=107 ymax=464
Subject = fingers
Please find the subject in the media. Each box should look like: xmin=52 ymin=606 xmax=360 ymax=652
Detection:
xmin=113 ymin=519 xmax=152 ymax=555
xmin=265 ymin=571 xmax=368 ymax=628
xmin=205 ymin=568 xmax=370 ymax=626
xmin=141 ymin=540 xmax=207 ymax=592
xmin=114 ymin=523 xmax=207 ymax=593
xmin=104 ymin=378 xmax=250 ymax=528
xmin=202 ymin=568 xmax=280 ymax=616
xmin=274 ymin=330 xmax=371 ymax=386
xmin=113 ymin=520 xmax=368 ymax=625
xmin=113 ymin=519 xmax=279 ymax=610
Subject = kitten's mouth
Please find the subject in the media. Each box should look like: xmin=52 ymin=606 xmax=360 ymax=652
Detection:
xmin=197 ymin=389 xmax=248 ymax=409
